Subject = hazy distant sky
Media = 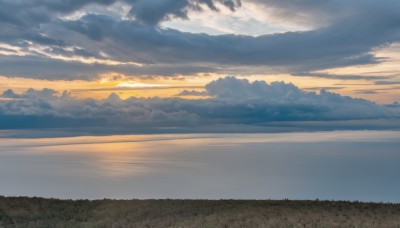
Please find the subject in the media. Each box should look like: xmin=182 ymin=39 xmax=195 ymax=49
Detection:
xmin=1 ymin=0 xmax=400 ymax=132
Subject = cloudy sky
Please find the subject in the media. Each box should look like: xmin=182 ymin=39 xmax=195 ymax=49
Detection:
xmin=1 ymin=0 xmax=400 ymax=133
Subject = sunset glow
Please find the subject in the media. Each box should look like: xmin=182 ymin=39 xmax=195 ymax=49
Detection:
xmin=2 ymin=0 xmax=400 ymax=218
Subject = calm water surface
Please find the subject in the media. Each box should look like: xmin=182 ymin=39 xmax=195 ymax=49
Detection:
xmin=1 ymin=131 xmax=400 ymax=202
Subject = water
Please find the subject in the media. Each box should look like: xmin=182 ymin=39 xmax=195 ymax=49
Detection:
xmin=1 ymin=131 xmax=400 ymax=202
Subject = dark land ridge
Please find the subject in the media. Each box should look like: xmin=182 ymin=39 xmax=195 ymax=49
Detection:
xmin=1 ymin=196 xmax=400 ymax=227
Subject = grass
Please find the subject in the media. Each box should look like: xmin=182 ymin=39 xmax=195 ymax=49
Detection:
xmin=1 ymin=196 xmax=400 ymax=227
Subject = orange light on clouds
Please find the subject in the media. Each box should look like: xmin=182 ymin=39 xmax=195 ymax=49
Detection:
xmin=2 ymin=44 xmax=400 ymax=105
xmin=117 ymin=82 xmax=167 ymax=88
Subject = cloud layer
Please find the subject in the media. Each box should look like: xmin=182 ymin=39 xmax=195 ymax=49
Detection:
xmin=128 ymin=0 xmax=241 ymax=25
xmin=1 ymin=0 xmax=400 ymax=80
xmin=1 ymin=77 xmax=398 ymax=131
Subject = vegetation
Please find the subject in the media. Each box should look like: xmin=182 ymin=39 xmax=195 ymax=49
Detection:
xmin=1 ymin=196 xmax=400 ymax=227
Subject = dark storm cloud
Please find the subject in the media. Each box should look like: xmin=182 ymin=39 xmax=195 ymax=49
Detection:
xmin=0 ymin=0 xmax=116 ymax=46
xmin=63 ymin=13 xmax=392 ymax=69
xmin=0 ymin=55 xmax=110 ymax=80
xmin=127 ymin=0 xmax=241 ymax=25
xmin=0 ymin=0 xmax=115 ymax=25
xmin=1 ymin=77 xmax=398 ymax=131
xmin=0 ymin=54 xmax=218 ymax=80
xmin=0 ymin=0 xmax=400 ymax=80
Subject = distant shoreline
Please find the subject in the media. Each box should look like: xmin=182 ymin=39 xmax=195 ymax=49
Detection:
xmin=1 ymin=196 xmax=400 ymax=227
xmin=2 ymin=119 xmax=400 ymax=139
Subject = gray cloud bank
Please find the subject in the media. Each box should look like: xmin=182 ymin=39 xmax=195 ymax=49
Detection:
xmin=128 ymin=0 xmax=241 ymax=25
xmin=1 ymin=77 xmax=399 ymax=133
xmin=0 ymin=0 xmax=400 ymax=80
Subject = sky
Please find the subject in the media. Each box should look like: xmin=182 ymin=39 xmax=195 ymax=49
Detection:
xmin=1 ymin=0 xmax=400 ymax=134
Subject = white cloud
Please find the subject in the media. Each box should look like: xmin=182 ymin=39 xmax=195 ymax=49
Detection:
xmin=162 ymin=1 xmax=310 ymax=36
